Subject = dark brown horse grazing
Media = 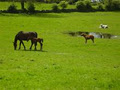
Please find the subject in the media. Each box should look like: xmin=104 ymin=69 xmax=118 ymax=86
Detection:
xmin=13 ymin=31 xmax=38 ymax=50
xmin=27 ymin=37 xmax=43 ymax=51
xmin=81 ymin=33 xmax=94 ymax=43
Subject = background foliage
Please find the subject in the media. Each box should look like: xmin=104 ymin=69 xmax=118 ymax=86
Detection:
xmin=0 ymin=0 xmax=120 ymax=12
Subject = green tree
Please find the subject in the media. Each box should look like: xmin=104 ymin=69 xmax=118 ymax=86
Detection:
xmin=52 ymin=3 xmax=59 ymax=12
xmin=27 ymin=2 xmax=35 ymax=13
xmin=105 ymin=0 xmax=120 ymax=11
xmin=59 ymin=1 xmax=68 ymax=10
xmin=21 ymin=0 xmax=25 ymax=10
xmin=76 ymin=1 xmax=86 ymax=11
xmin=7 ymin=3 xmax=17 ymax=13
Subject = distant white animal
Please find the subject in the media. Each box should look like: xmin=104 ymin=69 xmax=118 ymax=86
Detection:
xmin=99 ymin=24 xmax=108 ymax=29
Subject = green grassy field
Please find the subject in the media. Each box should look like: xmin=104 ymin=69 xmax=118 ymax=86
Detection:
xmin=0 ymin=12 xmax=120 ymax=90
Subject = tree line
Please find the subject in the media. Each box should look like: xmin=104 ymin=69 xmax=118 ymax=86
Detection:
xmin=1 ymin=0 xmax=120 ymax=13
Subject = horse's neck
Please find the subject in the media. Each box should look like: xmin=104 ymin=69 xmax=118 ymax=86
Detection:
xmin=14 ymin=36 xmax=18 ymax=43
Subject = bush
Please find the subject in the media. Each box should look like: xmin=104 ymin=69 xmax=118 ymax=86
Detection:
xmin=105 ymin=0 xmax=113 ymax=11
xmin=68 ymin=0 xmax=79 ymax=4
xmin=76 ymin=1 xmax=86 ymax=11
xmin=7 ymin=4 xmax=17 ymax=13
xmin=85 ymin=1 xmax=93 ymax=11
xmin=111 ymin=0 xmax=120 ymax=11
xmin=52 ymin=3 xmax=59 ymax=12
xmin=105 ymin=0 xmax=120 ymax=11
xmin=44 ymin=0 xmax=60 ymax=3
xmin=97 ymin=3 xmax=105 ymax=11
xmin=59 ymin=1 xmax=68 ymax=10
xmin=105 ymin=4 xmax=111 ymax=11
xmin=27 ymin=2 xmax=35 ymax=13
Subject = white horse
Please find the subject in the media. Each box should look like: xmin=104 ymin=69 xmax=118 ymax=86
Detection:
xmin=99 ymin=24 xmax=108 ymax=29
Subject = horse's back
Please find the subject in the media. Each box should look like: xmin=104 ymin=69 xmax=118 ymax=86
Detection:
xmin=16 ymin=31 xmax=38 ymax=40
xmin=85 ymin=35 xmax=94 ymax=39
xmin=29 ymin=32 xmax=37 ymax=38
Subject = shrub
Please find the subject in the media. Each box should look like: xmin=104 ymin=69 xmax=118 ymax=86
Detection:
xmin=111 ymin=0 xmax=120 ymax=11
xmin=68 ymin=0 xmax=79 ymax=4
xmin=105 ymin=4 xmax=111 ymax=11
xmin=27 ymin=2 xmax=35 ymax=13
xmin=76 ymin=1 xmax=86 ymax=11
xmin=97 ymin=3 xmax=105 ymax=11
xmin=85 ymin=1 xmax=93 ymax=11
xmin=59 ymin=1 xmax=68 ymax=10
xmin=105 ymin=0 xmax=120 ymax=11
xmin=105 ymin=0 xmax=113 ymax=11
xmin=68 ymin=0 xmax=75 ymax=5
xmin=7 ymin=4 xmax=17 ymax=13
xmin=44 ymin=0 xmax=60 ymax=3
xmin=52 ymin=3 xmax=59 ymax=12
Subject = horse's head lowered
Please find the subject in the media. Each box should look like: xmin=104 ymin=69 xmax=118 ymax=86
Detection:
xmin=13 ymin=42 xmax=17 ymax=50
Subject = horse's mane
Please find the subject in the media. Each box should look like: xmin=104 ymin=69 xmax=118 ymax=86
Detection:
xmin=18 ymin=31 xmax=23 ymax=33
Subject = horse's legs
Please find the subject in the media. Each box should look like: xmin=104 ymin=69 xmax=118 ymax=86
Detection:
xmin=30 ymin=41 xmax=33 ymax=50
xmin=34 ymin=42 xmax=37 ymax=50
xmin=39 ymin=42 xmax=43 ymax=51
xmin=19 ymin=41 xmax=22 ymax=50
xmin=91 ymin=38 xmax=94 ymax=43
xmin=85 ymin=39 xmax=87 ymax=44
xmin=92 ymin=39 xmax=94 ymax=43
xmin=21 ymin=41 xmax=26 ymax=50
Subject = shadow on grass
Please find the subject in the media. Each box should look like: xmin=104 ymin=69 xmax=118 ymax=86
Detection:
xmin=0 ymin=13 xmax=64 ymax=18
xmin=28 ymin=13 xmax=64 ymax=18
xmin=15 ymin=49 xmax=48 ymax=52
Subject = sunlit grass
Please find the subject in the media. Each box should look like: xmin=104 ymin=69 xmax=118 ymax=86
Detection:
xmin=0 ymin=12 xmax=120 ymax=89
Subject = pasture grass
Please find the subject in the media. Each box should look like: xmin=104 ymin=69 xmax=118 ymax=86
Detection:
xmin=0 ymin=12 xmax=120 ymax=89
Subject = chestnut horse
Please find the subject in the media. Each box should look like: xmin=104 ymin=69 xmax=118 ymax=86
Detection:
xmin=81 ymin=33 xmax=94 ymax=43
xmin=13 ymin=31 xmax=38 ymax=50
xmin=27 ymin=37 xmax=43 ymax=51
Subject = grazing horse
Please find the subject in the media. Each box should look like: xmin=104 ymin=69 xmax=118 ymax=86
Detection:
xmin=13 ymin=31 xmax=37 ymax=50
xmin=27 ymin=37 xmax=43 ymax=51
xmin=81 ymin=33 xmax=94 ymax=43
